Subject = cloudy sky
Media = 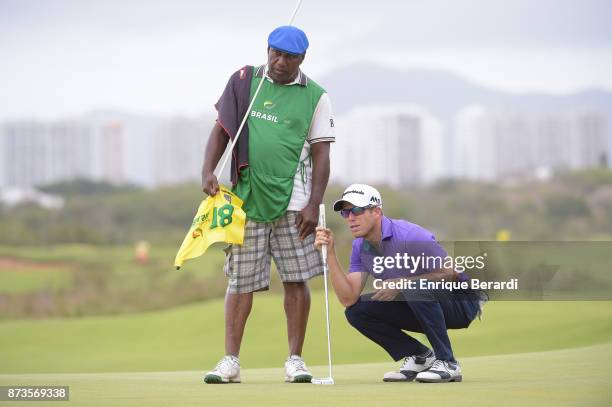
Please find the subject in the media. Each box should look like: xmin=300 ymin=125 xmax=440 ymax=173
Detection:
xmin=1 ymin=0 xmax=611 ymax=121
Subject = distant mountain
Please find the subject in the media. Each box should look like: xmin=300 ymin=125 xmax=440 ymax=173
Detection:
xmin=318 ymin=62 xmax=612 ymax=120
xmin=318 ymin=62 xmax=612 ymax=163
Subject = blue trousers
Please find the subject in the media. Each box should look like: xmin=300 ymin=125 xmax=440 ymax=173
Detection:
xmin=345 ymin=289 xmax=480 ymax=362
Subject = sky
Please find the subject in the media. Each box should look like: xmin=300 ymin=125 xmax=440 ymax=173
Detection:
xmin=1 ymin=0 xmax=611 ymax=121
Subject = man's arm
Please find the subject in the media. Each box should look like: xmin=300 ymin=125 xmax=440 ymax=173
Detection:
xmin=315 ymin=227 xmax=366 ymax=307
xmin=296 ymin=141 xmax=330 ymax=239
xmin=201 ymin=122 xmax=229 ymax=196
xmin=327 ymin=250 xmax=368 ymax=307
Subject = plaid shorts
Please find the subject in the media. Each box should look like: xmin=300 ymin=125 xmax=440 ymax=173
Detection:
xmin=224 ymin=211 xmax=324 ymax=294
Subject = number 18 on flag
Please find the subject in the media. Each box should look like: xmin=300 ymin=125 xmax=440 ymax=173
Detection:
xmin=174 ymin=186 xmax=246 ymax=269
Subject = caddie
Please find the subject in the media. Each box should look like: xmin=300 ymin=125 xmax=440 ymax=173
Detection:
xmin=201 ymin=25 xmax=335 ymax=384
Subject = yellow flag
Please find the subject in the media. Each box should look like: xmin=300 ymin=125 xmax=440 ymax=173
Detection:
xmin=174 ymin=186 xmax=246 ymax=269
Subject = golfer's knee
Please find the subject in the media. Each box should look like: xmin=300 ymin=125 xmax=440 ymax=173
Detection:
xmin=344 ymin=300 xmax=367 ymax=328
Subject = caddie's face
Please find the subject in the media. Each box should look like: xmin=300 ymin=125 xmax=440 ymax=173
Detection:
xmin=267 ymin=47 xmax=304 ymax=84
xmin=342 ymin=203 xmax=379 ymax=238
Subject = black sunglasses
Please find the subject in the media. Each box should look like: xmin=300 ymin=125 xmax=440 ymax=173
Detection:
xmin=339 ymin=206 xmax=377 ymax=218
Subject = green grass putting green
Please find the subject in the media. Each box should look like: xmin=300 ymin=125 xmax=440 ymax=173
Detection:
xmin=0 ymin=343 xmax=610 ymax=407
xmin=1 ymin=291 xmax=612 ymax=374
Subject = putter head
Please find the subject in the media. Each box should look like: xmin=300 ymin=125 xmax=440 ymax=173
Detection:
xmin=311 ymin=377 xmax=334 ymax=385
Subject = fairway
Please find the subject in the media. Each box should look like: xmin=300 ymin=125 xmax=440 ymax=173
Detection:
xmin=2 ymin=294 xmax=612 ymax=374
xmin=1 ymin=343 xmax=610 ymax=407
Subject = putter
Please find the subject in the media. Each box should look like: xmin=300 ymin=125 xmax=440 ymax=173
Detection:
xmin=312 ymin=204 xmax=335 ymax=385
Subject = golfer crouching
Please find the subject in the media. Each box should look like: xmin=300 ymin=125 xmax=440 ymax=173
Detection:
xmin=314 ymin=184 xmax=487 ymax=383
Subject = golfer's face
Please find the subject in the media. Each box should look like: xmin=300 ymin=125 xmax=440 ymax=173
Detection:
xmin=342 ymin=203 xmax=376 ymax=238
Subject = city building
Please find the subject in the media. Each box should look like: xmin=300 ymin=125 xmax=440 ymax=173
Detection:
xmin=332 ymin=105 xmax=445 ymax=187
xmin=0 ymin=119 xmax=124 ymax=188
xmin=96 ymin=121 xmax=125 ymax=184
xmin=153 ymin=116 xmax=211 ymax=186
xmin=453 ymin=106 xmax=608 ymax=181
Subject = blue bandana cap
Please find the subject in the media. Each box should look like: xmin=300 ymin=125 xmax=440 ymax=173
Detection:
xmin=268 ymin=25 xmax=309 ymax=55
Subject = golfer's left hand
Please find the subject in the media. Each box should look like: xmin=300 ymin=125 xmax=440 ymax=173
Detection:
xmin=296 ymin=203 xmax=319 ymax=240
xmin=371 ymin=287 xmax=401 ymax=301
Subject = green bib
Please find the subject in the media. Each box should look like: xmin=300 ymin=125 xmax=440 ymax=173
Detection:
xmin=233 ymin=66 xmax=325 ymax=222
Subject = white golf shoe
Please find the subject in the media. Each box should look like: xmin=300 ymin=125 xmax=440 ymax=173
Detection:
xmin=204 ymin=355 xmax=241 ymax=384
xmin=416 ymin=359 xmax=462 ymax=383
xmin=383 ymin=349 xmax=435 ymax=382
xmin=284 ymin=355 xmax=313 ymax=383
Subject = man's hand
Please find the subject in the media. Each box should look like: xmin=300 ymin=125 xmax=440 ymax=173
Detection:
xmin=202 ymin=173 xmax=220 ymax=196
xmin=314 ymin=227 xmax=335 ymax=253
xmin=371 ymin=279 xmax=403 ymax=301
xmin=295 ymin=203 xmax=319 ymax=240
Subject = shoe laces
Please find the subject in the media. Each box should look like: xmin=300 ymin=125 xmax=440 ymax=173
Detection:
xmin=286 ymin=356 xmax=307 ymax=371
xmin=430 ymin=359 xmax=447 ymax=371
xmin=400 ymin=350 xmax=432 ymax=370
xmin=216 ymin=356 xmax=239 ymax=371
xmin=400 ymin=355 xmax=417 ymax=370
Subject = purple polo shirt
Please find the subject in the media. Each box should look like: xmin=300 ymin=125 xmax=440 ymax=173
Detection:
xmin=348 ymin=216 xmax=469 ymax=281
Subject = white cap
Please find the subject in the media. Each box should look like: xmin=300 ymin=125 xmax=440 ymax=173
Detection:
xmin=333 ymin=184 xmax=382 ymax=211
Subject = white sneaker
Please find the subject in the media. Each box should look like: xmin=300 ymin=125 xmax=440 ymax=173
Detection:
xmin=416 ymin=359 xmax=462 ymax=383
xmin=204 ymin=355 xmax=241 ymax=384
xmin=284 ymin=355 xmax=313 ymax=383
xmin=383 ymin=349 xmax=435 ymax=382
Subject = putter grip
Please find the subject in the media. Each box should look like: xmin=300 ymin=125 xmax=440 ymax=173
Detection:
xmin=318 ymin=204 xmax=326 ymax=228
xmin=318 ymin=204 xmax=327 ymax=260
